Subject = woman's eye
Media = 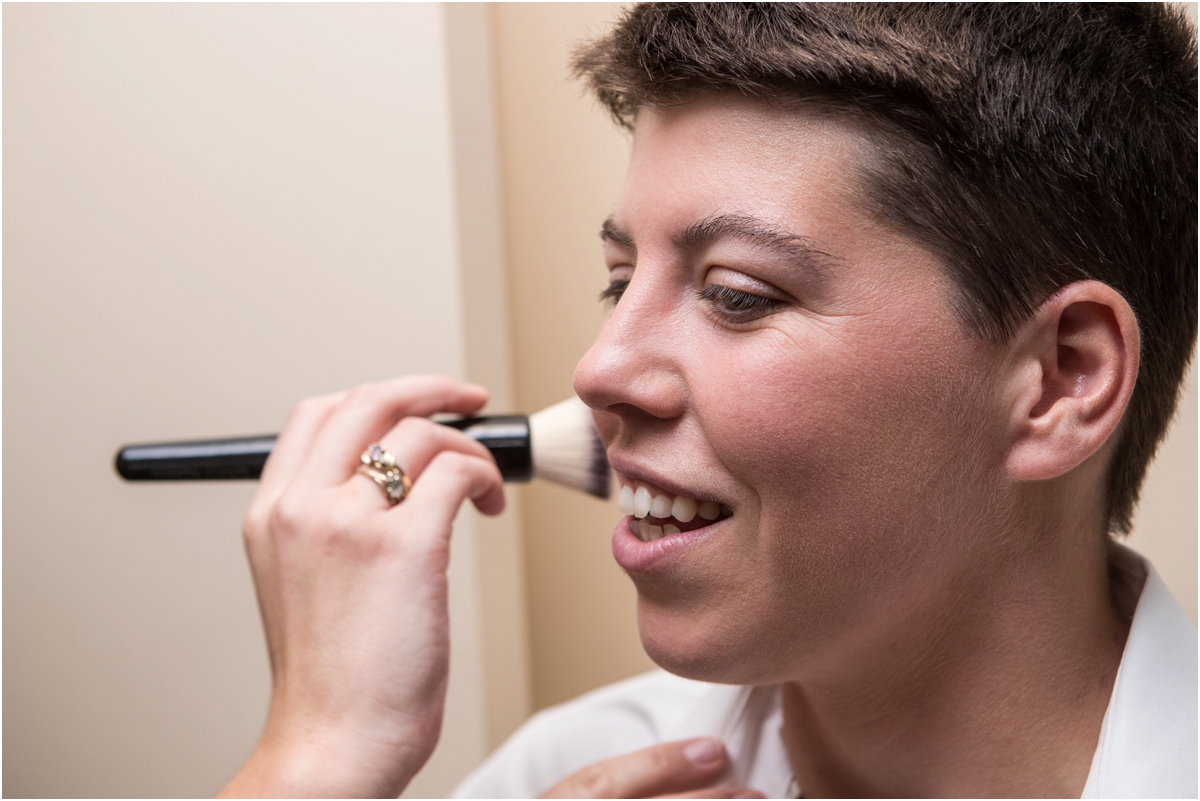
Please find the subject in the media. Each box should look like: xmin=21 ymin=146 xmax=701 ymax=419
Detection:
xmin=699 ymin=284 xmax=782 ymax=321
xmin=600 ymin=277 xmax=781 ymax=320
xmin=599 ymin=278 xmax=630 ymax=307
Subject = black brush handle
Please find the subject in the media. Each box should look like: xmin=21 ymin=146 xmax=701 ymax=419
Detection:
xmin=115 ymin=415 xmax=532 ymax=482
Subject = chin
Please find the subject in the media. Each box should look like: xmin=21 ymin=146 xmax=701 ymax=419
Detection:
xmin=635 ymin=598 xmax=796 ymax=686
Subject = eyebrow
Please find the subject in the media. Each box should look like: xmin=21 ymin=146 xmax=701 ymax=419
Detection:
xmin=675 ymin=214 xmax=832 ymax=267
xmin=600 ymin=213 xmax=833 ymax=270
xmin=600 ymin=217 xmax=635 ymax=249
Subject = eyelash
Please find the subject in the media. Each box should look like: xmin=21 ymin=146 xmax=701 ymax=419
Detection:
xmin=600 ymin=279 xmax=782 ymax=322
xmin=599 ymin=279 xmax=629 ymax=306
xmin=698 ymin=284 xmax=782 ymax=321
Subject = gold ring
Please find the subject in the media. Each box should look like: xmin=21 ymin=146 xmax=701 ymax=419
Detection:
xmin=357 ymin=443 xmax=411 ymax=505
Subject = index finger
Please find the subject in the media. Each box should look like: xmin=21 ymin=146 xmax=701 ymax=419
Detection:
xmin=540 ymin=739 xmax=728 ymax=799
xmin=298 ymin=375 xmax=488 ymax=487
xmin=257 ymin=390 xmax=347 ymax=501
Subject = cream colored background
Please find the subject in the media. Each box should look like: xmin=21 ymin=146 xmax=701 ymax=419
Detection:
xmin=3 ymin=3 xmax=1195 ymax=797
xmin=491 ymin=3 xmax=656 ymax=712
xmin=4 ymin=4 xmax=527 ymax=797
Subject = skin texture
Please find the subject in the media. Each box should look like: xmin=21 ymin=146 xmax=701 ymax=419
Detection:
xmin=223 ymin=95 xmax=1140 ymax=798
xmin=572 ymin=96 xmax=1138 ymax=797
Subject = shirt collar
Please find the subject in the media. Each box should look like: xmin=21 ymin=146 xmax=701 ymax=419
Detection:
xmin=1081 ymin=545 xmax=1198 ymax=798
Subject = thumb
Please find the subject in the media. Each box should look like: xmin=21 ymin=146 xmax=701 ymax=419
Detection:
xmin=540 ymin=738 xmax=729 ymax=798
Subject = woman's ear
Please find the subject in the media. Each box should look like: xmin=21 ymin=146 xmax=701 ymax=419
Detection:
xmin=1004 ymin=281 xmax=1140 ymax=481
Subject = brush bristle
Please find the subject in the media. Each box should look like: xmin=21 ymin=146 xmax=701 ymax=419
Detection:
xmin=529 ymin=397 xmax=610 ymax=499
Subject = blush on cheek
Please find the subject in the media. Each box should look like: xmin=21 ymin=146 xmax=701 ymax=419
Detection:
xmin=701 ymin=362 xmax=853 ymax=489
xmin=696 ymin=332 xmax=1003 ymax=642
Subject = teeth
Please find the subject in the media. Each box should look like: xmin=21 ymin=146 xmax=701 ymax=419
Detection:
xmin=617 ymin=485 xmax=635 ymax=515
xmin=671 ymin=496 xmax=697 ymax=523
xmin=649 ymin=494 xmax=672 ymax=518
xmin=619 ymin=481 xmax=730 ymax=530
xmin=630 ymin=518 xmax=642 ymax=540
xmin=633 ymin=486 xmax=652 ymax=518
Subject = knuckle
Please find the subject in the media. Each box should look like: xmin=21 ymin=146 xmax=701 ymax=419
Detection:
xmin=315 ymin=506 xmax=357 ymax=548
xmin=398 ymin=375 xmax=449 ymax=404
xmin=268 ymin=493 xmax=308 ymax=535
xmin=346 ymin=381 xmax=378 ymax=403
xmin=312 ymin=513 xmax=352 ymax=551
xmin=284 ymin=397 xmax=320 ymax=427
xmin=285 ymin=391 xmax=344 ymax=430
xmin=432 ymin=450 xmax=472 ymax=478
xmin=242 ymin=503 xmax=270 ymax=541
xmin=295 ymin=395 xmax=326 ymax=415
xmin=316 ymin=495 xmax=387 ymax=555
xmin=395 ymin=415 xmax=434 ymax=439
xmin=648 ymin=746 xmax=679 ymax=777
xmin=412 ymin=373 xmax=448 ymax=391
xmin=572 ymin=764 xmax=615 ymax=798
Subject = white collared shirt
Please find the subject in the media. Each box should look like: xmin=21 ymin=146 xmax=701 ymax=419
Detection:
xmin=452 ymin=547 xmax=1197 ymax=798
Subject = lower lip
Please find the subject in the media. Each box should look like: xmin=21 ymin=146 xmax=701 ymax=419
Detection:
xmin=611 ymin=515 xmax=724 ymax=573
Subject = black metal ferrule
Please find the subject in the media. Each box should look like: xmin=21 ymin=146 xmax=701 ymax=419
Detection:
xmin=439 ymin=414 xmax=533 ymax=483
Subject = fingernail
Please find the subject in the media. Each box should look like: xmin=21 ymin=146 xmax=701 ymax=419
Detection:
xmin=682 ymin=738 xmax=724 ymax=767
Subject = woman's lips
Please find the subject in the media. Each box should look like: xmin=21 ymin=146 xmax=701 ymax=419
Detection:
xmin=609 ymin=467 xmax=734 ymax=570
xmin=611 ymin=514 xmax=726 ymax=573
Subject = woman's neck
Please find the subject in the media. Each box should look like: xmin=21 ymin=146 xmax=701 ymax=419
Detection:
xmin=779 ymin=523 xmax=1130 ymax=798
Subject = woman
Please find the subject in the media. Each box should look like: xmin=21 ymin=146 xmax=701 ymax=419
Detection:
xmin=222 ymin=4 xmax=1197 ymax=797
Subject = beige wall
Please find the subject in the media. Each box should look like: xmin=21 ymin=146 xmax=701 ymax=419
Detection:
xmin=3 ymin=4 xmax=527 ymax=797
xmin=491 ymin=2 xmax=1199 ymax=717
xmin=491 ymin=3 xmax=656 ymax=712
xmin=444 ymin=3 xmax=535 ymax=756
xmin=1128 ymin=365 xmax=1198 ymax=621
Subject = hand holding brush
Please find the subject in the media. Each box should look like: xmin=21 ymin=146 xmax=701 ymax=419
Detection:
xmin=215 ymin=375 xmax=599 ymax=797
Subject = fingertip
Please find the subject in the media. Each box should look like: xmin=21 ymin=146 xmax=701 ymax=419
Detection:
xmin=470 ymin=460 xmax=506 ymax=516
xmin=446 ymin=381 xmax=489 ymax=415
xmin=473 ymin=485 xmax=507 ymax=517
xmin=682 ymin=738 xmax=726 ymax=769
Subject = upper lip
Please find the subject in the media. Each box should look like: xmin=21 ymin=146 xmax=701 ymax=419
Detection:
xmin=607 ymin=452 xmax=726 ymax=505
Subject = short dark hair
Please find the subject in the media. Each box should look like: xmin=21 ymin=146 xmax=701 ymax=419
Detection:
xmin=572 ymin=3 xmax=1197 ymax=534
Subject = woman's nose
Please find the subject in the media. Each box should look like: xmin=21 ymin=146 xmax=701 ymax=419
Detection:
xmin=573 ymin=272 xmax=688 ymax=422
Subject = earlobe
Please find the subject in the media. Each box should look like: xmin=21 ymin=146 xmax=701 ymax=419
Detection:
xmin=1005 ymin=281 xmax=1140 ymax=481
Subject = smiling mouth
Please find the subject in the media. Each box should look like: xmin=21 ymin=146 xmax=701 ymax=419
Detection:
xmin=616 ymin=480 xmax=733 ymax=541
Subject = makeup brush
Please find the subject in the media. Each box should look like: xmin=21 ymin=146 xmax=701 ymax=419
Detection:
xmin=115 ymin=397 xmax=610 ymax=499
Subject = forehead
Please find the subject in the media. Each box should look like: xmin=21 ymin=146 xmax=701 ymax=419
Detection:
xmin=617 ymin=96 xmax=880 ymax=245
xmin=618 ymin=97 xmax=912 ymax=258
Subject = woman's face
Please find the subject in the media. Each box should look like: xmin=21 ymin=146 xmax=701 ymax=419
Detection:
xmin=573 ymin=96 xmax=1011 ymax=685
